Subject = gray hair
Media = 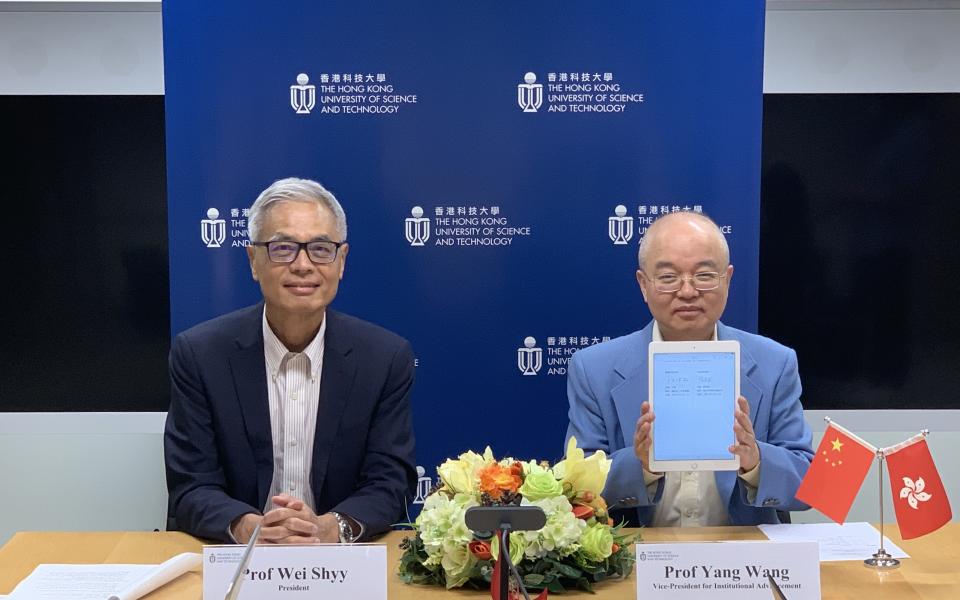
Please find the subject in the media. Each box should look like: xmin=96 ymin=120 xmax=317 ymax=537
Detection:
xmin=247 ymin=177 xmax=347 ymax=242
xmin=637 ymin=211 xmax=729 ymax=270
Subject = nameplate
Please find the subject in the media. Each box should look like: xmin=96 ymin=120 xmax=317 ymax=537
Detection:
xmin=202 ymin=543 xmax=386 ymax=600
xmin=635 ymin=541 xmax=820 ymax=599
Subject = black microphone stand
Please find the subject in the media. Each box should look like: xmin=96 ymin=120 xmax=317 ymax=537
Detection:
xmin=496 ymin=522 xmax=527 ymax=600
xmin=465 ymin=506 xmax=546 ymax=600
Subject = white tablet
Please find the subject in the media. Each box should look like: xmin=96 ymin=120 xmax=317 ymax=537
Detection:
xmin=648 ymin=340 xmax=740 ymax=472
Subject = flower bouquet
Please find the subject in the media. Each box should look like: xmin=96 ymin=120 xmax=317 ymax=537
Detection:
xmin=399 ymin=437 xmax=637 ymax=596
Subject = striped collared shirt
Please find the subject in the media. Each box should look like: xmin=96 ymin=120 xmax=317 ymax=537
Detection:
xmin=262 ymin=308 xmax=326 ymax=513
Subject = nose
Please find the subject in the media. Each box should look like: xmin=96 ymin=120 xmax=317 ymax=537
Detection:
xmin=289 ymin=247 xmax=315 ymax=272
xmin=676 ymin=277 xmax=699 ymax=298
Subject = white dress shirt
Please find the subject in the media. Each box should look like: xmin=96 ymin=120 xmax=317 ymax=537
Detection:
xmin=263 ymin=309 xmax=326 ymax=513
xmin=644 ymin=322 xmax=760 ymax=526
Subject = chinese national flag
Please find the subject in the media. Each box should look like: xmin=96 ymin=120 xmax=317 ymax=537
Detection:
xmin=885 ymin=436 xmax=952 ymax=539
xmin=795 ymin=422 xmax=876 ymax=523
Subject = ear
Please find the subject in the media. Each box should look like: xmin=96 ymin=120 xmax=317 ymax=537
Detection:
xmin=636 ymin=269 xmax=650 ymax=303
xmin=247 ymin=245 xmax=259 ymax=281
xmin=724 ymin=264 xmax=734 ymax=288
xmin=337 ymin=243 xmax=349 ymax=280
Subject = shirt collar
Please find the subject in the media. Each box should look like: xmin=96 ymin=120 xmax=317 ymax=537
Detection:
xmin=652 ymin=321 xmax=718 ymax=342
xmin=262 ymin=307 xmax=327 ymax=378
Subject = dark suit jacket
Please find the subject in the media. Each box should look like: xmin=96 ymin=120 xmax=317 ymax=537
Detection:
xmin=164 ymin=303 xmax=416 ymax=541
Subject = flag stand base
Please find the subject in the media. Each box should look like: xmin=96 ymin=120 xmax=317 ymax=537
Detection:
xmin=864 ymin=549 xmax=900 ymax=570
xmin=864 ymin=447 xmax=900 ymax=570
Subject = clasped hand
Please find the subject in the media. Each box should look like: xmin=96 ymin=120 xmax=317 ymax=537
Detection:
xmin=633 ymin=396 xmax=760 ymax=473
xmin=231 ymin=494 xmax=339 ymax=544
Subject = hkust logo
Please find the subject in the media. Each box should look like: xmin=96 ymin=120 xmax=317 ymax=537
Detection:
xmin=413 ymin=466 xmax=433 ymax=504
xmin=516 ymin=70 xmax=645 ymax=114
xmin=517 ymin=337 xmax=543 ymax=375
xmin=518 ymin=334 xmax=612 ymax=376
xmin=608 ymin=205 xmax=634 ymax=245
xmin=405 ymin=206 xmax=431 ymax=246
xmin=288 ymin=71 xmax=417 ymax=115
xmin=201 ymin=208 xmax=226 ymax=248
xmin=290 ymin=73 xmax=316 ymax=114
xmin=607 ymin=205 xmax=721 ymax=246
xmin=403 ymin=205 xmax=532 ymax=248
xmin=517 ymin=72 xmax=543 ymax=113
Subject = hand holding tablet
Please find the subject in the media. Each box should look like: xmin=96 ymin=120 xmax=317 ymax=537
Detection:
xmin=632 ymin=400 xmax=655 ymax=470
xmin=646 ymin=340 xmax=742 ymax=472
xmin=635 ymin=395 xmax=761 ymax=474
xmin=731 ymin=395 xmax=760 ymax=471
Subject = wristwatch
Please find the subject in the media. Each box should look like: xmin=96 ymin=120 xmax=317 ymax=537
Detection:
xmin=330 ymin=512 xmax=356 ymax=544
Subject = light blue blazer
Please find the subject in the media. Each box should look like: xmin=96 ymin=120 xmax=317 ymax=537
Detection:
xmin=565 ymin=321 xmax=813 ymax=526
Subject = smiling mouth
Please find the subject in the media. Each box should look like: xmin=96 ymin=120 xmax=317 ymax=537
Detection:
xmin=285 ymin=283 xmax=319 ymax=295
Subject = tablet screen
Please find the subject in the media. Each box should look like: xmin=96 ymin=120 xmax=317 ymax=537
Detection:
xmin=652 ymin=351 xmax=736 ymax=461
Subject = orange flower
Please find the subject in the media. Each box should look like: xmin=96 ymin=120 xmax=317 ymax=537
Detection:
xmin=478 ymin=463 xmax=522 ymax=501
xmin=469 ymin=540 xmax=493 ymax=560
xmin=572 ymin=504 xmax=595 ymax=520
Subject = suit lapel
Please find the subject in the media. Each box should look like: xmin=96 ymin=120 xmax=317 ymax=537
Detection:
xmin=610 ymin=324 xmax=654 ymax=448
xmin=310 ymin=310 xmax=356 ymax=500
xmin=716 ymin=323 xmax=763 ymax=508
xmin=718 ymin=323 xmax=762 ymax=427
xmin=228 ymin=303 xmax=274 ymax=509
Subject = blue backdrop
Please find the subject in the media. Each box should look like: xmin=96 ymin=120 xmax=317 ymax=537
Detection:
xmin=163 ymin=0 xmax=765 ymax=507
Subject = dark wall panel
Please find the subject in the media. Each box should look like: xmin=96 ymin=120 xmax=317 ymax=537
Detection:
xmin=0 ymin=96 xmax=169 ymax=412
xmin=760 ymin=93 xmax=960 ymax=410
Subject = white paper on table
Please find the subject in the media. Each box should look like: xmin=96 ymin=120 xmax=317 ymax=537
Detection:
xmin=758 ymin=522 xmax=909 ymax=562
xmin=6 ymin=564 xmax=153 ymax=600
xmin=7 ymin=552 xmax=201 ymax=600
xmin=108 ymin=552 xmax=201 ymax=600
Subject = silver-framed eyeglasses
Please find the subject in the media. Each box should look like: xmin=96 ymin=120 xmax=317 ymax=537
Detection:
xmin=250 ymin=240 xmax=345 ymax=264
xmin=649 ymin=271 xmax=726 ymax=293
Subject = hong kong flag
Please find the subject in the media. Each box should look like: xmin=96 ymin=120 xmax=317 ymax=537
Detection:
xmin=884 ymin=435 xmax=952 ymax=539
xmin=795 ymin=422 xmax=876 ymax=523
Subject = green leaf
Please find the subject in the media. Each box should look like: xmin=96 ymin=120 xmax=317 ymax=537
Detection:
xmin=523 ymin=573 xmax=546 ymax=586
xmin=579 ymin=562 xmax=605 ymax=575
xmin=545 ymin=578 xmax=567 ymax=594
xmin=547 ymin=559 xmax=584 ymax=579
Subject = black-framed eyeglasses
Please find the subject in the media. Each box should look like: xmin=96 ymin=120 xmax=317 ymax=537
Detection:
xmin=250 ymin=240 xmax=346 ymax=264
xmin=646 ymin=271 xmax=726 ymax=293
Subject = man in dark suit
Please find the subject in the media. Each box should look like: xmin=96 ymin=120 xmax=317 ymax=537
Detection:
xmin=164 ymin=177 xmax=416 ymax=544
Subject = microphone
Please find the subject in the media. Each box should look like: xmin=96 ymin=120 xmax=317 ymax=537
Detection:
xmin=464 ymin=506 xmax=546 ymax=600
xmin=224 ymin=522 xmax=262 ymax=600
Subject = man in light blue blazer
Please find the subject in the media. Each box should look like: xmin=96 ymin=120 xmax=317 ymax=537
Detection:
xmin=566 ymin=212 xmax=813 ymax=527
